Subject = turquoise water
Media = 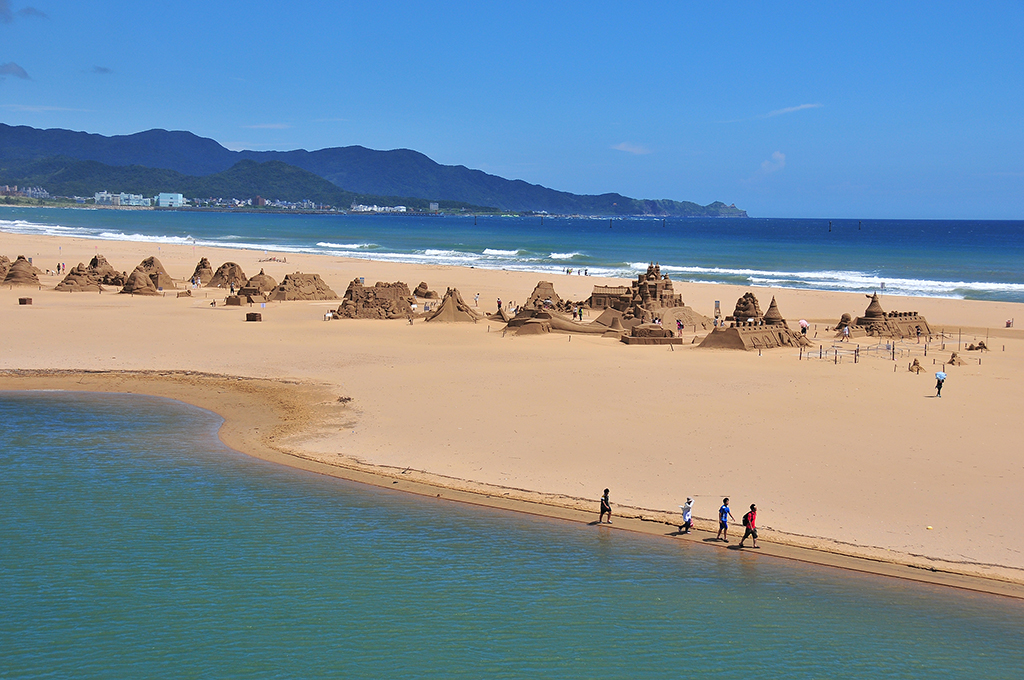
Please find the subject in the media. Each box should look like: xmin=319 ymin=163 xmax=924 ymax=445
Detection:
xmin=3 ymin=207 xmax=1024 ymax=302
xmin=2 ymin=392 xmax=1023 ymax=678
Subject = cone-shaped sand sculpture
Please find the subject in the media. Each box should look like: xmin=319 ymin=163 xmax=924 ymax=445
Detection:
xmin=762 ymin=296 xmax=785 ymax=325
xmin=243 ymin=269 xmax=278 ymax=293
xmin=525 ymin=281 xmax=561 ymax=309
xmin=191 ymin=257 xmax=215 ymax=285
xmin=208 ymin=262 xmax=247 ymax=289
xmin=54 ymin=263 xmax=103 ymax=292
xmin=134 ymin=256 xmax=176 ymax=290
xmin=3 ymin=255 xmax=41 ymax=286
xmin=424 ymin=288 xmax=483 ymax=322
xmin=269 ymin=272 xmax=338 ymax=301
xmin=88 ymin=255 xmax=125 ymax=286
xmin=0 ymin=255 xmax=11 ymax=280
xmin=120 ymin=267 xmax=160 ymax=295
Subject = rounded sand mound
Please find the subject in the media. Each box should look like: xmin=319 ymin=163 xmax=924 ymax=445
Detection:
xmin=3 ymin=255 xmax=41 ymax=286
xmin=208 ymin=262 xmax=248 ymax=289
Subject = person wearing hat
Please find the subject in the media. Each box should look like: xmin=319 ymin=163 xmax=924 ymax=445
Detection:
xmin=679 ymin=498 xmax=694 ymax=534
xmin=738 ymin=503 xmax=759 ymax=548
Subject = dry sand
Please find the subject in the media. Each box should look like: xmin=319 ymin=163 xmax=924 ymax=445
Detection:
xmin=3 ymin=229 xmax=1024 ymax=595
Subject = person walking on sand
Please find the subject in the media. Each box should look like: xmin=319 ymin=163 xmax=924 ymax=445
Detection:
xmin=680 ymin=498 xmax=694 ymax=534
xmin=936 ymin=374 xmax=945 ymax=397
xmin=599 ymin=489 xmax=612 ymax=524
xmin=738 ymin=504 xmax=759 ymax=548
xmin=716 ymin=498 xmax=735 ymax=542
xmin=474 ymin=293 xmax=479 ymax=307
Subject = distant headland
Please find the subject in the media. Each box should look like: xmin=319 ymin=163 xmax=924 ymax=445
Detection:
xmin=0 ymin=124 xmax=747 ymax=218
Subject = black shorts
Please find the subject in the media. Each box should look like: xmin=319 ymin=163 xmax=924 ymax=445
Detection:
xmin=743 ymin=527 xmax=758 ymax=540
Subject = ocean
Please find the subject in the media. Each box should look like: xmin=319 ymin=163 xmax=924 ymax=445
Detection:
xmin=1 ymin=391 xmax=1023 ymax=678
xmin=3 ymin=206 xmax=1024 ymax=303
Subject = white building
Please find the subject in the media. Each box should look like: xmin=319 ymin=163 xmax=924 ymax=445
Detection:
xmin=156 ymin=193 xmax=186 ymax=208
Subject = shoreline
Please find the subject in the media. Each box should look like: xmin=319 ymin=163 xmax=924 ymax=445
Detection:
xmin=3 ymin=228 xmax=1024 ymax=598
xmin=3 ymin=368 xmax=1023 ymax=599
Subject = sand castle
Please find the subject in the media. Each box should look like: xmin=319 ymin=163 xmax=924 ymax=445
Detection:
xmin=424 ymin=287 xmax=483 ymax=322
xmin=191 ymin=257 xmax=215 ymax=285
xmin=3 ymin=255 xmax=42 ymax=286
xmin=336 ymin=279 xmax=414 ymax=319
xmin=835 ymin=293 xmax=933 ymax=339
xmin=588 ymin=263 xmax=682 ymax=316
xmin=699 ymin=293 xmax=810 ymax=350
xmin=413 ymin=282 xmax=439 ymax=299
xmin=269 ymin=272 xmax=338 ymax=301
xmin=620 ymin=323 xmax=683 ymax=345
xmin=208 ymin=262 xmax=247 ymax=289
xmin=231 ymin=269 xmax=279 ymax=303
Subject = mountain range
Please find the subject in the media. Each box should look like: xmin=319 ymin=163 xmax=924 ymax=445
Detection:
xmin=0 ymin=124 xmax=747 ymax=217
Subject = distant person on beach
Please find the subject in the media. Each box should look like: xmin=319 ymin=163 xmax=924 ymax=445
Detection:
xmin=599 ymin=489 xmax=612 ymax=524
xmin=738 ymin=504 xmax=759 ymax=548
xmin=680 ymin=498 xmax=693 ymax=534
xmin=716 ymin=498 xmax=735 ymax=542
xmin=936 ymin=375 xmax=945 ymax=397
xmin=842 ymin=325 xmax=850 ymax=342
xmin=497 ymin=298 xmax=501 ymax=312
xmin=474 ymin=293 xmax=479 ymax=307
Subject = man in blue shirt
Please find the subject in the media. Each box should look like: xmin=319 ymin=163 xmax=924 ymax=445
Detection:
xmin=716 ymin=498 xmax=736 ymax=542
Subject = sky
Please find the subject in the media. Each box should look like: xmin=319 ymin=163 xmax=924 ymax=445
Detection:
xmin=2 ymin=1 xmax=1023 ymax=219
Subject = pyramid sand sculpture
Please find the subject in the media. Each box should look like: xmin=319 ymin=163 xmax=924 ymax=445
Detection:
xmin=269 ymin=272 xmax=339 ymax=301
xmin=119 ymin=267 xmax=160 ymax=295
xmin=424 ymin=287 xmax=483 ymax=322
xmin=134 ymin=256 xmax=176 ymax=290
xmin=699 ymin=293 xmax=810 ymax=350
xmin=191 ymin=257 xmax=215 ymax=285
xmin=525 ymin=281 xmax=562 ymax=310
xmin=3 ymin=255 xmax=41 ymax=286
xmin=54 ymin=263 xmax=103 ymax=292
xmin=88 ymin=254 xmax=126 ymax=286
xmin=208 ymin=262 xmax=248 ymax=289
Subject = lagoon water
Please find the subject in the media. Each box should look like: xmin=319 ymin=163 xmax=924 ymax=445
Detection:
xmin=3 ymin=207 xmax=1024 ymax=302
xmin=2 ymin=391 xmax=1023 ymax=678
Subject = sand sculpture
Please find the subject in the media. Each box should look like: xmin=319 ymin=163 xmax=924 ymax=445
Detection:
xmin=503 ymin=307 xmax=610 ymax=336
xmin=54 ymin=263 xmax=103 ymax=292
xmin=413 ymin=282 xmax=439 ymax=299
xmin=835 ymin=293 xmax=933 ymax=339
xmin=966 ymin=341 xmax=988 ymax=351
xmin=119 ymin=267 xmax=160 ymax=295
xmin=587 ymin=263 xmax=683 ymax=317
xmin=621 ymin=323 xmax=683 ymax=345
xmin=208 ymin=262 xmax=247 ymax=289
xmin=910 ymin=358 xmax=924 ymax=373
xmin=3 ymin=255 xmax=41 ymax=286
xmin=88 ymin=255 xmax=126 ymax=286
xmin=132 ymin=256 xmax=176 ymax=290
xmin=424 ymin=287 xmax=483 ymax=323
xmin=191 ymin=257 xmax=215 ymax=285
xmin=525 ymin=281 xmax=562 ymax=309
xmin=0 ymin=255 xmax=11 ymax=280
xmin=699 ymin=293 xmax=811 ymax=350
xmin=268 ymin=272 xmax=338 ymax=301
xmin=336 ymin=279 xmax=413 ymax=319
xmin=232 ymin=269 xmax=279 ymax=303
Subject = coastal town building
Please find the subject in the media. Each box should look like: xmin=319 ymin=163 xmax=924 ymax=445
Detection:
xmin=350 ymin=203 xmax=408 ymax=213
xmin=94 ymin=191 xmax=151 ymax=207
xmin=156 ymin=193 xmax=186 ymax=208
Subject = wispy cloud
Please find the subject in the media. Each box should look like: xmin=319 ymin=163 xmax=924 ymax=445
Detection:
xmin=611 ymin=142 xmax=651 ymax=155
xmin=1 ymin=103 xmax=90 ymax=112
xmin=0 ymin=62 xmax=30 ymax=79
xmin=0 ymin=1 xmax=47 ymax=22
xmin=759 ymin=151 xmax=786 ymax=174
xmin=243 ymin=123 xmax=292 ymax=129
xmin=92 ymin=66 xmax=112 ymax=74
xmin=766 ymin=103 xmax=822 ymax=117
xmin=722 ymin=103 xmax=823 ymax=124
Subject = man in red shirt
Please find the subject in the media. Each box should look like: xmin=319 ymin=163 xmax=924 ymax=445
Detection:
xmin=738 ymin=503 xmax=759 ymax=548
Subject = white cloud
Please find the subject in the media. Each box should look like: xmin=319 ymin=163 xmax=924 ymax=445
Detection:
xmin=611 ymin=142 xmax=651 ymax=155
xmin=766 ymin=103 xmax=822 ymax=117
xmin=759 ymin=151 xmax=786 ymax=174
xmin=242 ymin=123 xmax=292 ymax=129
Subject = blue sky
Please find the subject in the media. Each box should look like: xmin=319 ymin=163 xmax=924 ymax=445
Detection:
xmin=2 ymin=1 xmax=1022 ymax=219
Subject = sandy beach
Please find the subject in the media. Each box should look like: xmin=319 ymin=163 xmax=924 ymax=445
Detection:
xmin=3 ymin=229 xmax=1024 ymax=595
